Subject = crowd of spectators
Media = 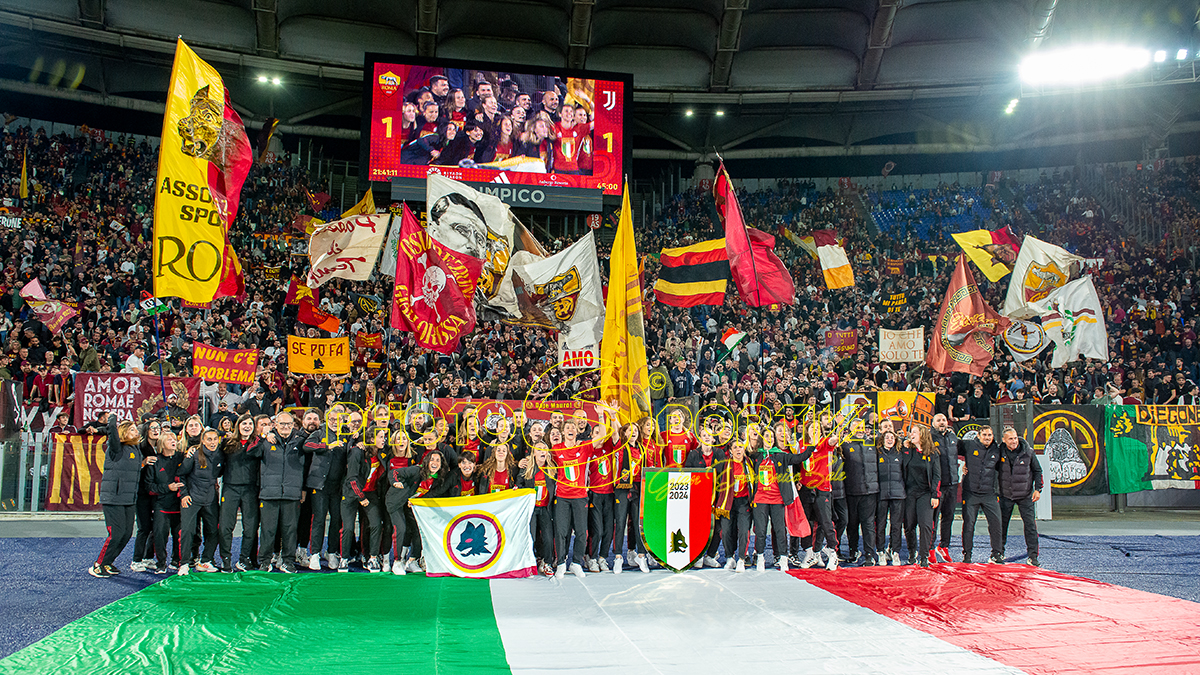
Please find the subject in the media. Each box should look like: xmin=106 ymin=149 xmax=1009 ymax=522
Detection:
xmin=2 ymin=119 xmax=1199 ymax=438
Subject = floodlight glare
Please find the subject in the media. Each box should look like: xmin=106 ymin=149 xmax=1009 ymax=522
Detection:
xmin=715 ymin=110 xmax=725 ymax=116
xmin=1005 ymin=98 xmax=1019 ymax=114
xmin=1178 ymin=49 xmax=1189 ymax=60
xmin=1019 ymin=46 xmax=1152 ymax=85
xmin=685 ymin=109 xmax=694 ymax=116
xmin=257 ymin=75 xmax=268 ymax=83
xmin=1154 ymin=50 xmax=1168 ymax=62
xmin=271 ymin=77 xmax=282 ymax=85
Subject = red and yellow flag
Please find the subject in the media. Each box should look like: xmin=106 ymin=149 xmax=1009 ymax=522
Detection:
xmin=600 ymin=183 xmax=650 ymax=424
xmin=152 ymin=38 xmax=251 ymax=303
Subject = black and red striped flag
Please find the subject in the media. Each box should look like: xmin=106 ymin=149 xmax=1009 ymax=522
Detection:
xmin=652 ymin=238 xmax=731 ymax=307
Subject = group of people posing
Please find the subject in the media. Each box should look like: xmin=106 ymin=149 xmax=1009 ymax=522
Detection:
xmin=87 ymin=402 xmax=1044 ymax=580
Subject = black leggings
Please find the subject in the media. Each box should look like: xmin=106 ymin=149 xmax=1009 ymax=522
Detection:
xmin=341 ymin=493 xmax=382 ymax=560
xmin=554 ymin=497 xmax=588 ymax=566
xmin=613 ymin=487 xmax=645 ymax=555
xmin=722 ymin=495 xmax=751 ymax=560
xmin=218 ymin=483 xmax=259 ymax=566
xmin=180 ymin=500 xmax=218 ymax=564
xmin=132 ymin=491 xmax=156 ymax=562
xmin=530 ymin=505 xmax=554 ymax=561
xmin=904 ymin=492 xmax=934 ymax=561
xmin=752 ymin=501 xmax=786 ymax=557
xmin=387 ymin=501 xmax=420 ymax=560
xmin=96 ymin=503 xmax=136 ymax=567
xmin=153 ymin=508 xmax=182 ymax=567
xmin=588 ymin=492 xmax=615 ymax=559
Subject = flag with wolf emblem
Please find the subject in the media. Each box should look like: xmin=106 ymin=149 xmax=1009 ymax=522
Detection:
xmin=1002 ymin=235 xmax=1084 ymax=319
xmin=640 ymin=468 xmax=716 ymax=572
xmin=508 ymin=231 xmax=605 ymax=349
xmin=410 ymin=489 xmax=537 ymax=578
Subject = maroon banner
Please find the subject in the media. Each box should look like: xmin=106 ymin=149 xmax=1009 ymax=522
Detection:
xmin=44 ymin=433 xmax=106 ymax=512
xmin=884 ymin=259 xmax=904 ymax=275
xmin=926 ymin=254 xmax=1009 ymax=377
xmin=355 ymin=332 xmax=384 ymax=351
xmin=73 ymin=373 xmax=200 ymax=427
xmin=825 ymin=328 xmax=859 ymax=355
xmin=435 ymin=398 xmax=602 ymax=430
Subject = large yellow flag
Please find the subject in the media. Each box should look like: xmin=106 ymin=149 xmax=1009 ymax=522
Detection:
xmin=19 ymin=147 xmax=28 ymax=200
xmin=341 ymin=189 xmax=376 ymax=218
xmin=600 ymin=182 xmax=650 ymax=425
xmin=152 ymin=39 xmax=252 ymax=303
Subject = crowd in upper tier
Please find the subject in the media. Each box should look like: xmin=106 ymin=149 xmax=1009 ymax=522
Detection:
xmin=2 ymin=119 xmax=1199 ymax=436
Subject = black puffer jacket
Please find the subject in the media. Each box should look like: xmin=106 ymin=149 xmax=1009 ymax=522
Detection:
xmin=999 ymin=437 xmax=1043 ymax=500
xmin=931 ymin=427 xmax=960 ymax=486
xmin=177 ymin=447 xmax=223 ymax=506
xmin=304 ymin=427 xmax=348 ymax=491
xmin=99 ymin=417 xmax=141 ymax=506
xmin=958 ymin=437 xmax=1002 ymax=495
xmin=842 ymin=440 xmax=879 ymax=496
xmin=220 ymin=437 xmax=263 ymax=486
xmin=877 ymin=443 xmax=906 ymax=501
xmin=259 ymin=431 xmax=308 ymax=501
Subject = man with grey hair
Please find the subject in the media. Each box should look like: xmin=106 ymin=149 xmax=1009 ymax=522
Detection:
xmin=998 ymin=426 xmax=1043 ymax=567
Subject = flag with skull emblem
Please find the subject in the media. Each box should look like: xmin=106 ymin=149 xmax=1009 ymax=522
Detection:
xmin=391 ymin=203 xmax=485 ymax=353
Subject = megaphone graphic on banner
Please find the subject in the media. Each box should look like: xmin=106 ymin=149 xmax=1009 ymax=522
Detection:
xmin=882 ymin=399 xmax=908 ymax=420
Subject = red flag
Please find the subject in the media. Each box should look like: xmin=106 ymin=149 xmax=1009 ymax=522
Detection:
xmin=284 ymin=276 xmax=317 ymax=306
xmin=209 ymin=87 xmax=252 ymax=301
xmin=714 ymin=163 xmax=795 ymax=306
xmin=926 ymin=254 xmax=1010 ymax=376
xmin=298 ymin=297 xmax=340 ymax=333
xmin=391 ymin=204 xmax=484 ymax=354
xmin=306 ymin=189 xmax=331 ymax=212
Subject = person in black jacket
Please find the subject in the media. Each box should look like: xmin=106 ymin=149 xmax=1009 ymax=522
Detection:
xmin=901 ymin=425 xmax=942 ymax=567
xmin=129 ymin=419 xmax=162 ymax=573
xmin=218 ymin=414 xmax=264 ymax=572
xmin=930 ymin=414 xmax=960 ymax=562
xmin=683 ymin=426 xmax=728 ymax=568
xmin=339 ymin=426 xmax=386 ymax=572
xmin=958 ymin=426 xmax=1005 ymax=564
xmin=177 ymin=429 xmax=223 ymax=575
xmin=303 ymin=406 xmax=348 ymax=571
xmin=151 ymin=432 xmax=185 ymax=574
xmin=517 ymin=442 xmax=556 ymax=576
xmin=90 ymin=416 xmax=143 ymax=578
xmin=257 ymin=411 xmax=307 ymax=573
xmin=875 ymin=430 xmax=905 ymax=566
xmin=998 ymin=427 xmax=1044 ymax=567
xmin=389 ymin=447 xmax=457 ymax=574
xmin=841 ymin=420 xmax=878 ymax=566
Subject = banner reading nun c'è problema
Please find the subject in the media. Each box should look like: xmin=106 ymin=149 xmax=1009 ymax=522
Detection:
xmin=411 ymin=489 xmax=537 ymax=579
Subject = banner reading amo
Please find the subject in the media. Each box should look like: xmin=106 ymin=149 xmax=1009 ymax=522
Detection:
xmin=640 ymin=468 xmax=716 ymax=572
xmin=411 ymin=489 xmax=537 ymax=579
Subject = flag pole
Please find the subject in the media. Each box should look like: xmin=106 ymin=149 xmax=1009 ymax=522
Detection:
xmin=152 ymin=308 xmax=168 ymax=401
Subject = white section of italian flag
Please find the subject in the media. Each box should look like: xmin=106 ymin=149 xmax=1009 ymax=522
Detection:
xmin=721 ymin=327 xmax=746 ymax=350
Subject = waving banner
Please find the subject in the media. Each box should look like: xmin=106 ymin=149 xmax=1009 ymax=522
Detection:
xmin=411 ymin=489 xmax=537 ymax=579
xmin=191 ymin=342 xmax=258 ymax=386
xmin=74 ymin=374 xmax=200 ymax=428
xmin=287 ymin=336 xmax=351 ymax=374
xmin=306 ymin=213 xmax=391 ymax=287
xmin=509 ymin=231 xmax=605 ymax=349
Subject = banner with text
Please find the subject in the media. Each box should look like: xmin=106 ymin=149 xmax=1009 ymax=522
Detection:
xmin=191 ymin=342 xmax=259 ymax=385
xmin=1106 ymin=405 xmax=1200 ymax=493
xmin=73 ymin=374 xmax=200 ymax=428
xmin=881 ymin=292 xmax=907 ymax=313
xmin=287 ymin=336 xmax=351 ymax=374
xmin=879 ymin=327 xmax=925 ymax=362
xmin=824 ymin=328 xmax=858 ymax=355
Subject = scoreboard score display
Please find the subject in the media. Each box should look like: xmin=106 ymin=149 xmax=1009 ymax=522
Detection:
xmin=362 ymin=54 xmax=630 ymax=199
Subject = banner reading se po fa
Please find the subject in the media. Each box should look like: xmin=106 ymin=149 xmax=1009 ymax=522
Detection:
xmin=287 ymin=336 xmax=350 ymax=374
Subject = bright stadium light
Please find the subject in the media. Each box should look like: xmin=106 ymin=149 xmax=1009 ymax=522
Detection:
xmin=685 ymin=109 xmax=694 ymax=116
xmin=1019 ymin=46 xmax=1152 ymax=85
xmin=1178 ymin=49 xmax=1189 ymax=60
xmin=715 ymin=109 xmax=725 ymax=116
xmin=1154 ymin=50 xmax=1167 ymax=62
xmin=257 ymin=75 xmax=268 ymax=83
xmin=1005 ymin=98 xmax=1019 ymax=114
xmin=271 ymin=77 xmax=282 ymax=85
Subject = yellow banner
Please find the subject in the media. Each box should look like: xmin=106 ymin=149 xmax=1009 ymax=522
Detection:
xmin=600 ymin=183 xmax=650 ymax=425
xmin=341 ymin=189 xmax=376 ymax=218
xmin=152 ymin=39 xmax=234 ymax=303
xmin=287 ymin=336 xmax=351 ymax=374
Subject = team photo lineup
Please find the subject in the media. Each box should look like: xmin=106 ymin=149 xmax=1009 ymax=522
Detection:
xmin=2 ymin=4 xmax=1200 ymax=673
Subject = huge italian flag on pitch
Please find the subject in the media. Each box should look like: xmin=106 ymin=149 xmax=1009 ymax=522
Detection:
xmin=640 ymin=468 xmax=716 ymax=571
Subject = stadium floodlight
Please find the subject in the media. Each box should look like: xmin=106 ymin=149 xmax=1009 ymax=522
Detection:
xmin=685 ymin=109 xmax=694 ymax=116
xmin=1177 ymin=49 xmax=1189 ymax=60
xmin=1005 ymin=98 xmax=1019 ymax=114
xmin=1019 ymin=46 xmax=1152 ymax=85
xmin=257 ymin=75 xmax=268 ymax=83
xmin=271 ymin=77 xmax=282 ymax=85
xmin=715 ymin=109 xmax=725 ymax=116
xmin=1154 ymin=50 xmax=1168 ymax=62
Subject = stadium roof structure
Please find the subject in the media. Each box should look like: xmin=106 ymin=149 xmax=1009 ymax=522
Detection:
xmin=1 ymin=0 xmax=1199 ymax=173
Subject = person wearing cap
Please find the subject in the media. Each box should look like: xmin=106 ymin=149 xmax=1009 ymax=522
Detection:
xmin=124 ymin=344 xmax=148 ymax=375
xmin=48 ymin=410 xmax=77 ymax=435
xmin=77 ymin=336 xmax=102 ymax=373
xmin=160 ymin=393 xmax=188 ymax=433
xmin=0 ymin=354 xmax=12 ymax=381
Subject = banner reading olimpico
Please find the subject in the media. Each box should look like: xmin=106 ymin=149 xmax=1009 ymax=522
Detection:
xmin=1106 ymin=405 xmax=1200 ymax=493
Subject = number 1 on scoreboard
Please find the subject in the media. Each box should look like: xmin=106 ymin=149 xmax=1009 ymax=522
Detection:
xmin=602 ymin=132 xmax=613 ymax=153
xmin=381 ymin=116 xmax=393 ymax=138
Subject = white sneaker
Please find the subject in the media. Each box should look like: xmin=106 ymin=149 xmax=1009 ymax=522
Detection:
xmin=598 ymin=557 xmax=610 ymax=572
xmin=800 ymin=549 xmax=819 ymax=569
xmin=177 ymin=564 xmax=190 ymax=576
xmin=392 ymin=560 xmax=406 ymax=575
xmin=570 ymin=563 xmax=586 ymax=578
xmin=723 ymin=557 xmax=736 ymax=571
xmin=891 ymin=551 xmax=902 ymax=566
xmin=587 ymin=558 xmax=600 ymax=573
xmin=823 ymin=547 xmax=839 ymax=571
xmin=295 ymin=547 xmax=307 ymax=566
xmin=878 ymin=551 xmax=887 ymax=566
xmin=780 ymin=555 xmax=790 ymax=571
xmin=308 ymin=553 xmax=321 ymax=571
xmin=130 ymin=560 xmax=146 ymax=573
xmin=554 ymin=563 xmax=567 ymax=579
xmin=328 ymin=553 xmax=340 ymax=570
xmin=406 ymin=559 xmax=422 ymax=574
xmin=704 ymin=555 xmax=721 ymax=568
xmin=735 ymin=558 xmax=746 ymax=573
xmin=637 ymin=555 xmax=650 ymax=573
xmin=338 ymin=559 xmax=349 ymax=573
xmin=756 ymin=555 xmax=766 ymax=572
xmin=613 ymin=555 xmax=623 ymax=575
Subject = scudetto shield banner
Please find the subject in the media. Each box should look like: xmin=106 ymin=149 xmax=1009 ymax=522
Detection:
xmin=640 ymin=468 xmax=716 ymax=572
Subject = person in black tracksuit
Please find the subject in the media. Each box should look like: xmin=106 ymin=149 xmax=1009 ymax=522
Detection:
xmin=218 ymin=415 xmax=264 ymax=571
xmin=830 ymin=445 xmax=848 ymax=560
xmin=304 ymin=414 xmax=348 ymax=569
xmin=930 ymin=415 xmax=960 ymax=561
xmin=340 ymin=427 xmax=386 ymax=572
xmin=517 ymin=443 xmax=557 ymax=574
xmin=293 ymin=410 xmax=323 ymax=564
xmin=389 ymin=448 xmax=457 ymax=574
xmin=151 ymin=434 xmax=185 ymax=573
xmin=684 ymin=431 xmax=728 ymax=564
xmin=130 ymin=419 xmax=162 ymax=571
xmin=177 ymin=430 xmax=223 ymax=573
xmin=257 ymin=412 xmax=308 ymax=573
xmin=90 ymin=416 xmax=142 ymax=578
xmin=901 ymin=426 xmax=942 ymax=567
xmin=957 ymin=426 xmax=1004 ymax=564
xmin=875 ymin=430 xmax=905 ymax=565
xmin=841 ymin=426 xmax=878 ymax=566
xmin=998 ymin=427 xmax=1044 ymax=567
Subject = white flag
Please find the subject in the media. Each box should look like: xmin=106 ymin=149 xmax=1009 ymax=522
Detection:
xmin=305 ymin=213 xmax=391 ymax=287
xmin=411 ymin=489 xmax=537 ymax=579
xmin=1002 ymin=235 xmax=1084 ymax=319
xmin=377 ymin=211 xmax=402 ymax=278
xmin=426 ymin=174 xmax=547 ymax=319
xmin=508 ymin=231 xmax=605 ymax=349
xmin=1029 ymin=276 xmax=1108 ymax=368
xmin=1001 ymin=319 xmax=1051 ymax=363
